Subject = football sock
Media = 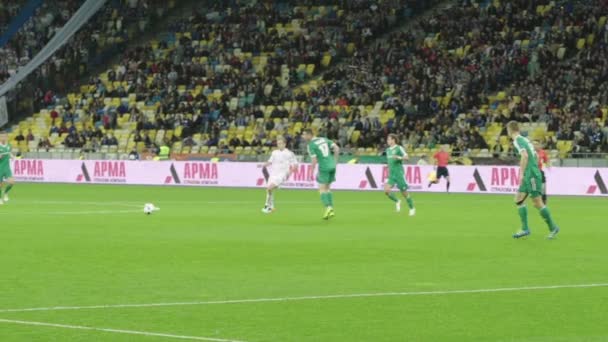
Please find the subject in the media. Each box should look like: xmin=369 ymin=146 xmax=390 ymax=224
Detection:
xmin=327 ymin=192 xmax=334 ymax=207
xmin=4 ymin=184 xmax=12 ymax=194
xmin=542 ymin=194 xmax=547 ymax=204
xmin=405 ymin=195 xmax=414 ymax=209
xmin=386 ymin=192 xmax=399 ymax=202
xmin=320 ymin=192 xmax=329 ymax=207
xmin=539 ymin=206 xmax=557 ymax=231
xmin=446 ymin=181 xmax=450 ymax=192
xmin=265 ymin=191 xmax=271 ymax=207
xmin=518 ymin=205 xmax=529 ymax=231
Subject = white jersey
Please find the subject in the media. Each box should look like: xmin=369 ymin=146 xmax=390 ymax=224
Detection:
xmin=267 ymin=148 xmax=297 ymax=185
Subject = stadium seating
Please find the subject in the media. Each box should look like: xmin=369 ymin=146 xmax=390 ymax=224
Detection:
xmin=5 ymin=0 xmax=608 ymax=159
xmin=7 ymin=0 xmax=428 ymax=157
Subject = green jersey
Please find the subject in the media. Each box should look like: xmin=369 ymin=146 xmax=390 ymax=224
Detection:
xmin=513 ymin=135 xmax=540 ymax=176
xmin=0 ymin=143 xmax=11 ymax=167
xmin=308 ymin=137 xmax=336 ymax=171
xmin=386 ymin=145 xmax=407 ymax=176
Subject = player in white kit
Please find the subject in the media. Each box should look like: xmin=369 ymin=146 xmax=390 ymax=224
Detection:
xmin=262 ymin=136 xmax=298 ymax=213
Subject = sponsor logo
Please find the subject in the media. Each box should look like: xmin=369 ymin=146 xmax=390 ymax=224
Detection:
xmin=467 ymin=168 xmax=486 ymax=192
xmin=13 ymin=159 xmax=44 ymax=181
xmin=164 ymin=164 xmax=181 ymax=184
xmin=587 ymin=170 xmax=608 ymax=195
xmin=358 ymin=167 xmax=378 ymax=189
xmin=174 ymin=162 xmax=219 ymax=185
xmin=76 ymin=163 xmax=91 ymax=182
xmin=76 ymin=161 xmax=127 ymax=183
xmin=468 ymin=167 xmax=520 ymax=193
xmin=489 ymin=167 xmax=520 ymax=193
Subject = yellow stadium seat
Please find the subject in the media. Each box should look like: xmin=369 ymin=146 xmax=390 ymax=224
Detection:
xmin=321 ymin=55 xmax=331 ymax=67
xmin=347 ymin=43 xmax=355 ymax=55
xmin=306 ymin=64 xmax=315 ymax=76
xmin=577 ymin=38 xmax=586 ymax=50
xmin=350 ymin=130 xmax=361 ymax=144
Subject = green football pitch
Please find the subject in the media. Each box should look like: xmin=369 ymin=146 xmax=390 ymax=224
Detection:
xmin=0 ymin=183 xmax=607 ymax=341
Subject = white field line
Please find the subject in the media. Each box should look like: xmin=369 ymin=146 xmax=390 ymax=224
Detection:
xmin=29 ymin=200 xmax=395 ymax=205
xmin=1 ymin=283 xmax=606 ymax=314
xmin=48 ymin=210 xmax=142 ymax=215
xmin=13 ymin=199 xmax=519 ymax=207
xmin=31 ymin=200 xmax=143 ymax=207
xmin=0 ymin=318 xmax=245 ymax=342
xmin=0 ymin=210 xmax=142 ymax=216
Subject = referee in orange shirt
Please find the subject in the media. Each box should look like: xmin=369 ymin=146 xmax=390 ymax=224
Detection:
xmin=429 ymin=145 xmax=451 ymax=192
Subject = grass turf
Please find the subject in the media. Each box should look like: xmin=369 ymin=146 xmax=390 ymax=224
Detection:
xmin=0 ymin=183 xmax=606 ymax=341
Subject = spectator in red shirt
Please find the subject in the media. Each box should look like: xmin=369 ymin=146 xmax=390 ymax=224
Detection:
xmin=534 ymin=141 xmax=550 ymax=204
xmin=429 ymin=145 xmax=451 ymax=192
xmin=50 ymin=109 xmax=59 ymax=122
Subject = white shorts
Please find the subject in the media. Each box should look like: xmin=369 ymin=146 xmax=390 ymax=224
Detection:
xmin=268 ymin=172 xmax=289 ymax=187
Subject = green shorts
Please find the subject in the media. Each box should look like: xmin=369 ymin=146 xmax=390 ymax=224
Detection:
xmin=387 ymin=174 xmax=409 ymax=191
xmin=519 ymin=172 xmax=542 ymax=198
xmin=317 ymin=168 xmax=336 ymax=185
xmin=0 ymin=165 xmax=12 ymax=181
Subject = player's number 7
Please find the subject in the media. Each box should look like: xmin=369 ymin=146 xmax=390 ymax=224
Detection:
xmin=316 ymin=141 xmax=330 ymax=157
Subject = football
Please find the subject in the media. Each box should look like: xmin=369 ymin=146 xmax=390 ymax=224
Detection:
xmin=143 ymin=203 xmax=157 ymax=215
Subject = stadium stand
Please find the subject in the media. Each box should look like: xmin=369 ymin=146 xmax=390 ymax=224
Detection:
xmin=298 ymin=0 xmax=608 ymax=158
xmin=6 ymin=0 xmax=431 ymax=158
xmin=4 ymin=0 xmax=608 ymax=160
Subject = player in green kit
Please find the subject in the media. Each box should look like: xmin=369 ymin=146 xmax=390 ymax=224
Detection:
xmin=385 ymin=134 xmax=415 ymax=216
xmin=0 ymin=133 xmax=15 ymax=205
xmin=507 ymin=121 xmax=559 ymax=239
xmin=302 ymin=129 xmax=340 ymax=220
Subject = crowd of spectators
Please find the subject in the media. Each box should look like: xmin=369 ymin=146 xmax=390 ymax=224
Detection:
xmin=286 ymin=0 xmax=607 ymax=153
xmin=60 ymin=0 xmax=435 ymax=153
xmin=8 ymin=0 xmax=608 ymax=157
xmin=1 ymin=0 xmax=172 ymax=104
xmin=0 ymin=0 xmax=82 ymax=84
xmin=506 ymin=44 xmax=608 ymax=155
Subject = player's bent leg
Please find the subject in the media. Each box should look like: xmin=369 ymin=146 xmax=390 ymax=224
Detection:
xmin=384 ymin=183 xmax=401 ymax=212
xmin=0 ymin=179 xmax=5 ymax=204
xmin=384 ymin=183 xmax=399 ymax=201
xmin=401 ymin=190 xmax=415 ymax=216
xmin=513 ymin=192 xmax=530 ymax=238
xmin=318 ymin=183 xmax=335 ymax=220
xmin=262 ymin=185 xmax=274 ymax=213
xmin=4 ymin=177 xmax=14 ymax=200
xmin=325 ymin=170 xmax=336 ymax=215
xmin=532 ymin=196 xmax=559 ymax=239
xmin=326 ymin=184 xmax=334 ymax=208
xmin=398 ymin=180 xmax=415 ymax=216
